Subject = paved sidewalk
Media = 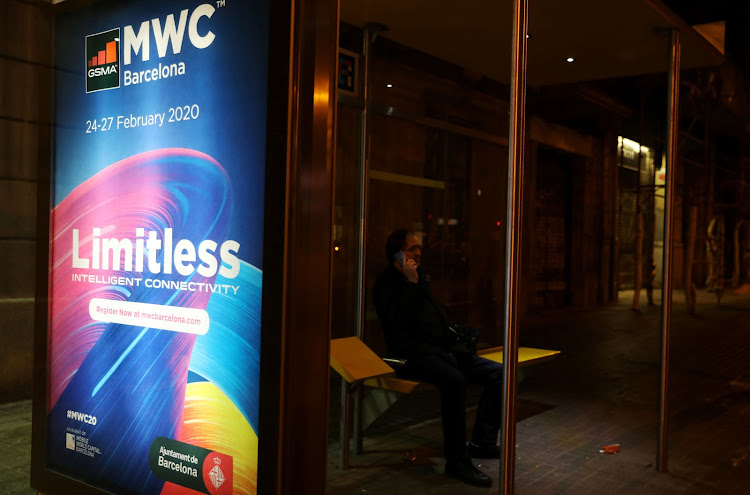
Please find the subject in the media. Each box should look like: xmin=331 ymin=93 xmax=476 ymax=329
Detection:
xmin=327 ymin=288 xmax=750 ymax=494
xmin=0 ymin=401 xmax=35 ymax=495
xmin=2 ymin=289 xmax=749 ymax=494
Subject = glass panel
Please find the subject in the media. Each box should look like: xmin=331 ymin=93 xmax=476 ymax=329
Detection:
xmin=334 ymin=23 xmax=512 ymax=351
xmin=331 ymin=0 xmax=513 ymax=481
xmin=331 ymin=103 xmax=363 ymax=340
xmin=330 ymin=0 xmax=750 ymax=492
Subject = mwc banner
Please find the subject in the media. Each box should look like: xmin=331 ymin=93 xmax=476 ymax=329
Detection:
xmin=48 ymin=1 xmax=267 ymax=493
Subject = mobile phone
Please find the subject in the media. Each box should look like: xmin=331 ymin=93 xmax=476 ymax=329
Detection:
xmin=394 ymin=251 xmax=406 ymax=267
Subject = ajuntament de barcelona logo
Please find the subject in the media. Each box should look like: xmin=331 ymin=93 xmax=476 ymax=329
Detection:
xmin=86 ymin=28 xmax=120 ymax=93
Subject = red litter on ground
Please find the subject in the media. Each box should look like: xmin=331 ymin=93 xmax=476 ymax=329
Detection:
xmin=599 ymin=444 xmax=620 ymax=454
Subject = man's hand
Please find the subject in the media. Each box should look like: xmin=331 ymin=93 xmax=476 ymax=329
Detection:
xmin=403 ymin=258 xmax=418 ymax=283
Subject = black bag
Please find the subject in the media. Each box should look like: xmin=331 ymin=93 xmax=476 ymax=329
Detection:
xmin=448 ymin=324 xmax=479 ymax=354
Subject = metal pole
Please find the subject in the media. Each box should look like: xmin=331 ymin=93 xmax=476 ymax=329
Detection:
xmin=355 ymin=25 xmax=378 ymax=342
xmin=657 ymin=27 xmax=680 ymax=473
xmin=353 ymin=23 xmax=383 ymax=456
xmin=500 ymin=0 xmax=528 ymax=492
xmin=340 ymin=378 xmax=351 ymax=469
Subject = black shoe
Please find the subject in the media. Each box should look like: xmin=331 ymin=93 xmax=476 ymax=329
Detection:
xmin=444 ymin=458 xmax=492 ymax=487
xmin=468 ymin=442 xmax=501 ymax=459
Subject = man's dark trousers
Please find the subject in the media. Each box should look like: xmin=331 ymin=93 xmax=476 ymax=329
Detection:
xmin=398 ymin=352 xmax=504 ymax=460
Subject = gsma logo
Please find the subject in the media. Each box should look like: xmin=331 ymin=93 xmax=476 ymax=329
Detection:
xmin=86 ymin=29 xmax=120 ymax=93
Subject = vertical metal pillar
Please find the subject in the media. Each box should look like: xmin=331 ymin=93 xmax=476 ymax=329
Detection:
xmin=353 ymin=23 xmax=381 ymax=457
xmin=355 ymin=25 xmax=377 ymax=341
xmin=500 ymin=0 xmax=528 ymax=493
xmin=658 ymin=27 xmax=680 ymax=473
xmin=339 ymin=378 xmax=351 ymax=469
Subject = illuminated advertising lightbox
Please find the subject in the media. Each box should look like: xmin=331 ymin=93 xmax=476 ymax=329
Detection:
xmin=47 ymin=1 xmax=267 ymax=493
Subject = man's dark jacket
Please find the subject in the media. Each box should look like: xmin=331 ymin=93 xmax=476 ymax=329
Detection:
xmin=373 ymin=264 xmax=467 ymax=358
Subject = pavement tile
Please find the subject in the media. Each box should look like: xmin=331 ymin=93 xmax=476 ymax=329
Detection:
xmin=330 ymin=289 xmax=750 ymax=493
xmin=5 ymin=489 xmax=37 ymax=495
xmin=0 ymin=476 xmax=33 ymax=494
xmin=0 ymin=455 xmax=31 ymax=473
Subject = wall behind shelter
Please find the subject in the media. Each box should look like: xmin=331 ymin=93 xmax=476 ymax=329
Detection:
xmin=0 ymin=0 xmax=50 ymax=403
xmin=332 ymin=31 xmax=619 ymax=351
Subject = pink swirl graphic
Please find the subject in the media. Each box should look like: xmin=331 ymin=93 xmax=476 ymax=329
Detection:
xmin=48 ymin=148 xmax=232 ymax=410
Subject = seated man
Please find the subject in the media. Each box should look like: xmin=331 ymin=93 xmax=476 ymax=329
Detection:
xmin=373 ymin=229 xmax=503 ymax=487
